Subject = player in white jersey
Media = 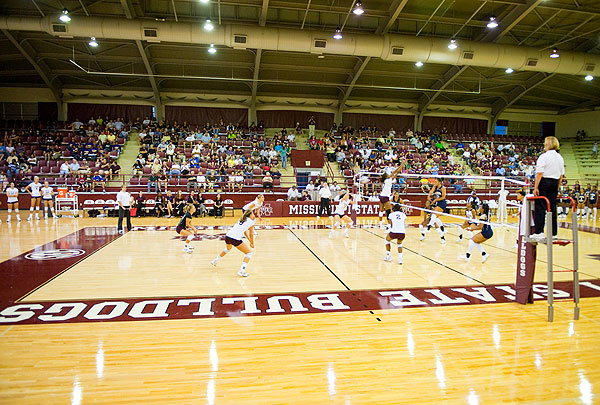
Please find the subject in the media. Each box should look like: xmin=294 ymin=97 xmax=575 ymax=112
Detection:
xmin=456 ymin=201 xmax=478 ymax=242
xmin=384 ymin=204 xmax=407 ymax=264
xmin=329 ymin=190 xmax=356 ymax=238
xmin=41 ymin=180 xmax=57 ymax=219
xmin=211 ymin=210 xmax=256 ymax=277
xmin=378 ymin=166 xmax=403 ymax=227
xmin=242 ymin=194 xmax=264 ymax=236
xmin=25 ymin=176 xmax=42 ymax=220
xmin=5 ymin=182 xmax=21 ymax=222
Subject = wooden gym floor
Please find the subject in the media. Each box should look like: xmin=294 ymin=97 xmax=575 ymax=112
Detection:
xmin=0 ymin=213 xmax=599 ymax=404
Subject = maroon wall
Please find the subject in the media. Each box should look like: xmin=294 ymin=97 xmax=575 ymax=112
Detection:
xmin=291 ymin=150 xmax=325 ymax=168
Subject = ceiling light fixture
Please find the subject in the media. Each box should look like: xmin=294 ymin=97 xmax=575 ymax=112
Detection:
xmin=415 ymin=61 xmax=424 ymax=67
xmin=59 ymin=9 xmax=71 ymax=22
xmin=204 ymin=19 xmax=214 ymax=31
xmin=448 ymin=38 xmax=457 ymax=50
xmin=353 ymin=1 xmax=364 ymax=15
xmin=333 ymin=27 xmax=343 ymax=40
xmin=199 ymin=0 xmax=210 ymax=3
xmin=487 ymin=16 xmax=498 ymax=29
xmin=550 ymin=48 xmax=560 ymax=58
xmin=88 ymin=37 xmax=98 ymax=47
xmin=585 ymin=75 xmax=594 ymax=81
xmin=208 ymin=44 xmax=217 ymax=54
xmin=505 ymin=67 xmax=514 ymax=73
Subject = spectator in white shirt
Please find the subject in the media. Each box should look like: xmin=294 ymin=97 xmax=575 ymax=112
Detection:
xmin=287 ymin=185 xmax=301 ymax=201
xmin=287 ymin=132 xmax=295 ymax=143
xmin=72 ymin=119 xmax=83 ymax=130
xmin=317 ymin=181 xmax=332 ymax=218
xmin=59 ymin=161 xmax=70 ymax=177
xmin=531 ymin=136 xmax=564 ymax=239
xmin=116 ymin=185 xmax=133 ymax=234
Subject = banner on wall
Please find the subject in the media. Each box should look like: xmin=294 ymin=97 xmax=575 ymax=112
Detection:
xmin=248 ymin=201 xmax=422 ymax=217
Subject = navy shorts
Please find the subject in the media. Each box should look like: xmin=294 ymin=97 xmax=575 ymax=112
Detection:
xmin=433 ymin=200 xmax=447 ymax=210
xmin=481 ymin=227 xmax=493 ymax=239
xmin=379 ymin=196 xmax=390 ymax=204
xmin=225 ymin=236 xmax=243 ymax=246
xmin=176 ymin=226 xmax=185 ymax=234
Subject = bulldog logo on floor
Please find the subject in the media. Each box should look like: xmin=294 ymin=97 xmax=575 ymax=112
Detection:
xmin=25 ymin=249 xmax=86 ymax=261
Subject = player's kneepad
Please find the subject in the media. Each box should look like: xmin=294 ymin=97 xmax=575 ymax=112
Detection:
xmin=244 ymin=253 xmax=253 ymax=259
xmin=385 ymin=241 xmax=391 ymax=246
xmin=397 ymin=243 xmax=403 ymax=248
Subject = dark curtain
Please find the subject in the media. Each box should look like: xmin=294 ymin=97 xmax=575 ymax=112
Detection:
xmin=38 ymin=102 xmax=58 ymax=121
xmin=542 ymin=122 xmax=555 ymax=138
xmin=422 ymin=116 xmax=488 ymax=134
xmin=165 ymin=106 xmax=248 ymax=126
xmin=257 ymin=110 xmax=334 ymax=130
xmin=67 ymin=103 xmax=153 ymax=122
xmin=342 ymin=113 xmax=414 ymax=131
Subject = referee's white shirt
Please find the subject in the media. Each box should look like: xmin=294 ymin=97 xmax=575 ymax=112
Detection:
xmin=535 ymin=150 xmax=565 ymax=179
xmin=319 ymin=186 xmax=332 ymax=199
xmin=116 ymin=191 xmax=131 ymax=208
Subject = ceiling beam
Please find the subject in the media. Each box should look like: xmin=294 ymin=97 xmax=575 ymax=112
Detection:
xmin=120 ymin=0 xmax=162 ymax=116
xmin=491 ymin=72 xmax=554 ymax=117
xmin=375 ymin=0 xmax=410 ymax=35
xmin=250 ymin=48 xmax=262 ymax=122
xmin=479 ymin=0 xmax=544 ymax=42
xmin=1 ymin=29 xmax=63 ymax=119
xmin=558 ymin=99 xmax=600 ymax=115
xmin=259 ymin=0 xmax=269 ymax=26
xmin=338 ymin=56 xmax=371 ymax=111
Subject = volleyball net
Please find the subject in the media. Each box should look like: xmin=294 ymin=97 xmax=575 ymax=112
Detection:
xmin=351 ymin=170 xmax=529 ymax=229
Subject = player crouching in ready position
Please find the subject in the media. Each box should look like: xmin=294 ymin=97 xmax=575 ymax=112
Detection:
xmin=329 ymin=190 xmax=356 ymax=238
xmin=384 ymin=204 xmax=407 ymax=264
xmin=176 ymin=203 xmax=198 ymax=253
xmin=211 ymin=209 xmax=256 ymax=277
xmin=461 ymin=202 xmax=493 ymax=263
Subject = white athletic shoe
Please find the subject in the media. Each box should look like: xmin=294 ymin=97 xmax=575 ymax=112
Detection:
xmin=183 ymin=245 xmax=193 ymax=254
xmin=482 ymin=253 xmax=490 ymax=263
xmin=316 ymin=216 xmax=320 ymax=221
xmin=210 ymin=259 xmax=218 ymax=267
xmin=398 ymin=259 xmax=403 ymax=265
xmin=35 ymin=215 xmax=40 ymax=220
xmin=238 ymin=269 xmax=249 ymax=277
xmin=6 ymin=217 xmax=10 ymax=222
xmin=440 ymin=238 xmax=446 ymax=244
xmin=27 ymin=216 xmax=32 ymax=221
xmin=529 ymin=233 xmax=545 ymax=241
xmin=44 ymin=215 xmax=48 ymax=220
xmin=512 ymin=243 xmax=518 ymax=249
xmin=460 ymin=255 xmax=471 ymax=262
xmin=419 ymin=234 xmax=426 ymax=241
xmin=383 ymin=255 xmax=392 ymax=262
xmin=344 ymin=231 xmax=349 ymax=238
xmin=17 ymin=217 xmax=21 ymax=222
xmin=328 ymin=231 xmax=334 ymax=239
xmin=456 ymin=235 xmax=463 ymax=242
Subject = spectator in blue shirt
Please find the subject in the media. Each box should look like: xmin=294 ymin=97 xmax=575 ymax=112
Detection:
xmin=495 ymin=166 xmax=506 ymax=176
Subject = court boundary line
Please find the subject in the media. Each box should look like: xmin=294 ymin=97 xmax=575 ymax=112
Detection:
xmin=287 ymin=228 xmax=351 ymax=291
xmin=15 ymin=228 xmax=123 ymax=303
xmin=361 ymin=228 xmax=487 ymax=285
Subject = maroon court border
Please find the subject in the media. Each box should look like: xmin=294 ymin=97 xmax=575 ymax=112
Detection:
xmin=0 ymin=227 xmax=599 ymax=325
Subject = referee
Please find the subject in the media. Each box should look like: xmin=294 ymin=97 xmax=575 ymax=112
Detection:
xmin=532 ymin=136 xmax=564 ymax=240
xmin=116 ymin=184 xmax=133 ymax=234
xmin=317 ymin=181 xmax=332 ymax=219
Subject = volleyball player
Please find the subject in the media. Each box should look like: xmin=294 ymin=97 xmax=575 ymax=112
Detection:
xmin=588 ymin=185 xmax=598 ymax=221
xmin=41 ymin=180 xmax=57 ymax=219
xmin=384 ymin=204 xmax=407 ymax=264
xmin=461 ymin=202 xmax=493 ymax=263
xmin=5 ymin=182 xmax=21 ymax=222
xmin=420 ymin=178 xmax=447 ymax=244
xmin=576 ymin=189 xmax=587 ymax=219
xmin=329 ymin=190 xmax=355 ymax=238
xmin=175 ymin=203 xmax=198 ymax=253
xmin=456 ymin=201 xmax=478 ymax=242
xmin=242 ymin=194 xmax=264 ymax=236
xmin=25 ymin=176 xmax=42 ymax=221
xmin=210 ymin=210 xmax=256 ymax=277
xmin=377 ymin=166 xmax=403 ymax=228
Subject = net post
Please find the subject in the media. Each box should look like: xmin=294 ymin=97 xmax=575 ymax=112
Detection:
xmin=572 ymin=200 xmax=580 ymax=320
xmin=546 ymin=211 xmax=554 ymax=322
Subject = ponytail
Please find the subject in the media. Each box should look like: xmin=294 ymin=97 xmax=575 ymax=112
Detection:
xmin=239 ymin=209 xmax=253 ymax=224
xmin=183 ymin=203 xmax=194 ymax=215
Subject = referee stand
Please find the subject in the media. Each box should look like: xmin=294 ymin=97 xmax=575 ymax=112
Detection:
xmin=516 ymin=196 xmax=579 ymax=322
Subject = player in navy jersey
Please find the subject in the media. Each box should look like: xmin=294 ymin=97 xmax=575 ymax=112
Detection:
xmin=175 ymin=203 xmax=198 ymax=253
xmin=576 ymin=189 xmax=587 ymax=219
xmin=587 ymin=185 xmax=598 ymax=221
xmin=420 ymin=178 xmax=446 ymax=244
xmin=461 ymin=202 xmax=493 ymax=263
